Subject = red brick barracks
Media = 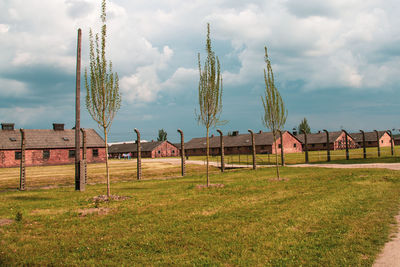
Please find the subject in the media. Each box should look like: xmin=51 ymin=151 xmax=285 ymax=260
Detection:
xmin=0 ymin=123 xmax=106 ymax=168
xmin=108 ymin=141 xmax=180 ymax=159
xmin=185 ymin=130 xmax=302 ymax=156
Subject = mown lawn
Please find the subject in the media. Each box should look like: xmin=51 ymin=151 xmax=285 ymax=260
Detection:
xmin=191 ymin=145 xmax=400 ymax=166
xmin=0 ymin=167 xmax=399 ymax=266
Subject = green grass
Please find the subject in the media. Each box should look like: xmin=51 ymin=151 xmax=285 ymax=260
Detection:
xmin=1 ymin=167 xmax=400 ymax=266
xmin=190 ymin=145 xmax=400 ymax=166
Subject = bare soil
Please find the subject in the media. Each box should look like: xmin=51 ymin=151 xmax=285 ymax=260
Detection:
xmin=78 ymin=207 xmax=110 ymax=217
xmin=0 ymin=218 xmax=13 ymax=226
xmin=196 ymin=184 xmax=225 ymax=189
xmin=373 ymin=214 xmax=400 ymax=267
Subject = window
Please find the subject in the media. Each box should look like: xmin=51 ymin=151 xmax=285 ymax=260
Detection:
xmin=278 ymin=144 xmax=282 ymax=148
xmin=43 ymin=150 xmax=50 ymax=159
xmin=368 ymin=141 xmax=372 ymax=145
xmin=158 ymin=150 xmax=161 ymax=154
xmin=93 ymin=149 xmax=99 ymax=157
xmin=323 ymin=143 xmax=326 ymax=147
xmin=381 ymin=140 xmax=383 ymax=144
xmin=15 ymin=151 xmax=22 ymax=160
xmin=69 ymin=150 xmax=75 ymax=158
xmin=312 ymin=144 xmax=315 ymax=147
xmin=172 ymin=150 xmax=175 ymax=154
xmin=293 ymin=143 xmax=297 ymax=148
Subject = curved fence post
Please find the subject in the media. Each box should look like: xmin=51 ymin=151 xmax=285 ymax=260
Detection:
xmin=134 ymin=128 xmax=141 ymax=180
xmin=177 ymin=129 xmax=185 ymax=176
xmin=323 ymin=129 xmax=330 ymax=162
xmin=301 ymin=130 xmax=309 ymax=163
xmin=19 ymin=129 xmax=26 ymax=191
xmin=374 ymin=130 xmax=380 ymax=157
xmin=217 ymin=129 xmax=224 ymax=172
xmin=387 ymin=130 xmax=394 ymax=156
xmin=343 ymin=130 xmax=349 ymax=160
xmin=278 ymin=130 xmax=285 ymax=166
xmin=248 ymin=130 xmax=256 ymax=170
xmin=360 ymin=130 xmax=366 ymax=159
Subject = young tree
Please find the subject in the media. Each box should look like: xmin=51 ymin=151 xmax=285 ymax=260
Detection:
xmin=261 ymin=46 xmax=287 ymax=180
xmin=85 ymin=0 xmax=121 ymax=198
xmin=197 ymin=23 xmax=224 ymax=187
xmin=157 ymin=129 xmax=167 ymax=141
xmin=298 ymin=117 xmax=311 ymax=134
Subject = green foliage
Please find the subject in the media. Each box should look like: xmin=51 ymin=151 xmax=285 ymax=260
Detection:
xmin=15 ymin=210 xmax=22 ymax=222
xmin=157 ymin=129 xmax=167 ymax=141
xmin=261 ymin=46 xmax=287 ymax=179
xmin=0 ymin=167 xmax=399 ymax=265
xmin=298 ymin=117 xmax=311 ymax=134
xmin=197 ymin=23 xmax=224 ymax=186
xmin=84 ymin=0 xmax=121 ymax=197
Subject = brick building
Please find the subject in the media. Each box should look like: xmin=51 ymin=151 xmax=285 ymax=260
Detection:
xmin=296 ymin=131 xmax=358 ymax=151
xmin=108 ymin=140 xmax=180 ymax=158
xmin=185 ymin=130 xmax=302 ymax=156
xmin=350 ymin=131 xmax=392 ymax=148
xmin=0 ymin=123 xmax=106 ymax=168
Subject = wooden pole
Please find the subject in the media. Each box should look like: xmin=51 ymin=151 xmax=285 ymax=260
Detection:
xmin=75 ymin=28 xmax=83 ymax=191
xmin=343 ymin=130 xmax=349 ymax=160
xmin=360 ymin=130 xmax=366 ymax=159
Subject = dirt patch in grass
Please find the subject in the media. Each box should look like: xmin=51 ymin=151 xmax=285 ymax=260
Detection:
xmin=91 ymin=195 xmax=131 ymax=203
xmin=0 ymin=219 xmax=13 ymax=226
xmin=268 ymin=178 xmax=290 ymax=182
xmin=78 ymin=207 xmax=111 ymax=217
xmin=196 ymin=183 xmax=225 ymax=189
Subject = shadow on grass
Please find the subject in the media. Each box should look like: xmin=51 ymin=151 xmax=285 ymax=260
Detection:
xmin=9 ymin=196 xmax=54 ymax=201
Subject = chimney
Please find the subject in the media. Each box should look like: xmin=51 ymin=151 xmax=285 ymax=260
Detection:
xmin=53 ymin=123 xmax=65 ymax=131
xmin=259 ymin=130 xmax=263 ymax=134
xmin=211 ymin=134 xmax=214 ymax=138
xmin=232 ymin=131 xmax=239 ymax=136
xmin=292 ymin=128 xmax=297 ymax=136
xmin=1 ymin=123 xmax=15 ymax=130
xmin=318 ymin=130 xmax=321 ymax=134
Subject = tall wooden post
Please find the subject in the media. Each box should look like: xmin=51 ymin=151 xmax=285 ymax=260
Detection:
xmin=177 ymin=129 xmax=185 ymax=176
xmin=134 ymin=128 xmax=141 ymax=180
xmin=387 ymin=130 xmax=394 ymax=156
xmin=323 ymin=129 xmax=330 ymax=162
xmin=278 ymin=130 xmax=285 ymax=166
xmin=248 ymin=130 xmax=256 ymax=170
xmin=301 ymin=130 xmax=309 ymax=163
xmin=360 ymin=130 xmax=366 ymax=159
xmin=217 ymin=129 xmax=225 ymax=172
xmin=343 ymin=130 xmax=349 ymax=160
xmin=75 ymin=28 xmax=83 ymax=191
xmin=374 ymin=130 xmax=380 ymax=157
xmin=19 ymin=129 xmax=26 ymax=191
xmin=81 ymin=128 xmax=87 ymax=184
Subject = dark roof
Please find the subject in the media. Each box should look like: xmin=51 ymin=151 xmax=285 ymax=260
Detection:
xmin=108 ymin=141 xmax=177 ymax=153
xmin=296 ymin=131 xmax=346 ymax=144
xmin=393 ymin=134 xmax=400 ymax=141
xmin=349 ymin=131 xmax=388 ymax=142
xmin=0 ymin=129 xmax=105 ymax=150
xmin=185 ymin=131 xmax=295 ymax=149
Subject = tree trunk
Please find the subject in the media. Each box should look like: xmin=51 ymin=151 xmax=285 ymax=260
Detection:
xmin=206 ymin=127 xmax=210 ymax=187
xmin=104 ymin=128 xmax=110 ymax=198
xmin=273 ymin=133 xmax=280 ymax=180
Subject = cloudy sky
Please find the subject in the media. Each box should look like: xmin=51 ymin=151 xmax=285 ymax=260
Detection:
xmin=1 ymin=0 xmax=399 ymax=142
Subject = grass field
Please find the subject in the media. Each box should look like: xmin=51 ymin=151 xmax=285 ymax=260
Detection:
xmin=0 ymin=160 xmax=219 ymax=190
xmin=190 ymin=146 xmax=400 ymax=166
xmin=0 ymin=166 xmax=400 ymax=265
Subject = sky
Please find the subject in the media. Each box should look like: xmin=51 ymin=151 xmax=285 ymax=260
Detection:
xmin=1 ymin=0 xmax=400 ymax=143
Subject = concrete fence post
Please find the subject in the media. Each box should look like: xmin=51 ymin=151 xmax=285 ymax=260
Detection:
xmin=343 ymin=130 xmax=349 ymax=160
xmin=301 ymin=130 xmax=309 ymax=163
xmin=19 ymin=129 xmax=26 ymax=191
xmin=360 ymin=130 xmax=366 ymax=159
xmin=216 ymin=129 xmax=224 ymax=172
xmin=177 ymin=129 xmax=185 ymax=176
xmin=248 ymin=129 xmax=256 ymax=170
xmin=278 ymin=130 xmax=285 ymax=166
xmin=75 ymin=28 xmax=83 ymax=191
xmin=323 ymin=129 xmax=330 ymax=162
xmin=134 ymin=128 xmax=141 ymax=180
xmin=387 ymin=130 xmax=394 ymax=156
xmin=374 ymin=130 xmax=380 ymax=157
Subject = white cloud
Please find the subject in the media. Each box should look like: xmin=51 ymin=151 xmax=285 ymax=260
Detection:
xmin=0 ymin=78 xmax=29 ymax=97
xmin=0 ymin=24 xmax=9 ymax=34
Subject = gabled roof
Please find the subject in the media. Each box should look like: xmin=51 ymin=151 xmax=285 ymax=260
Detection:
xmin=108 ymin=141 xmax=177 ymax=153
xmin=0 ymin=129 xmax=105 ymax=150
xmin=350 ymin=131 xmax=388 ymax=142
xmin=185 ymin=131 xmax=298 ymax=149
xmin=296 ymin=131 xmax=346 ymax=144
